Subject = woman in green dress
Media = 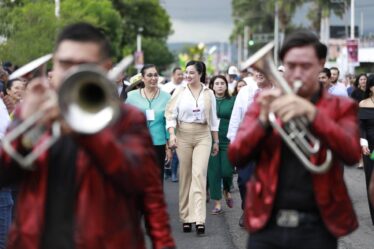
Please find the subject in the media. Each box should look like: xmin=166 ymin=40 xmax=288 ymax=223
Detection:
xmin=208 ymin=75 xmax=236 ymax=214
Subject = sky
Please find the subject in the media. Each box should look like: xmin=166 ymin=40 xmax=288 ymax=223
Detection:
xmin=162 ymin=0 xmax=374 ymax=44
xmin=161 ymin=0 xmax=233 ymax=43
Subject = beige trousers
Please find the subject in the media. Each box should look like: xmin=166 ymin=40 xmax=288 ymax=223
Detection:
xmin=176 ymin=122 xmax=212 ymax=225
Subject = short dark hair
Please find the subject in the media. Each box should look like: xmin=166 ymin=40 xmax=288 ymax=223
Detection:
xmin=140 ymin=64 xmax=157 ymax=76
xmin=320 ymin=68 xmax=331 ymax=78
xmin=186 ymin=60 xmax=206 ymax=83
xmin=172 ymin=67 xmax=182 ymax=74
xmin=55 ymin=22 xmax=112 ymax=59
xmin=330 ymin=67 xmax=340 ymax=75
xmin=279 ymin=30 xmax=327 ymax=61
xmin=208 ymin=75 xmax=230 ymax=98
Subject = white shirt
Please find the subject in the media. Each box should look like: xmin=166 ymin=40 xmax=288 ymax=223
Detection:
xmin=228 ymin=80 xmax=237 ymax=95
xmin=328 ymin=82 xmax=348 ymax=97
xmin=166 ymin=84 xmax=220 ymax=131
xmin=161 ymin=81 xmax=186 ymax=94
xmin=227 ymin=84 xmax=259 ymax=141
xmin=0 ymin=99 xmax=10 ymax=141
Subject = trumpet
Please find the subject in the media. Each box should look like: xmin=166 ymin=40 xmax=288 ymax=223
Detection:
xmin=241 ymin=42 xmax=331 ymax=174
xmin=2 ymin=55 xmax=133 ymax=169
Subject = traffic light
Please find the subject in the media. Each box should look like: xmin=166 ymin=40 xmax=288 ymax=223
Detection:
xmin=248 ymin=32 xmax=254 ymax=46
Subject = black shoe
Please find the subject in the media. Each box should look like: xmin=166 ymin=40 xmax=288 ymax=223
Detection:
xmin=239 ymin=213 xmax=245 ymax=228
xmin=196 ymin=224 xmax=205 ymax=235
xmin=183 ymin=223 xmax=192 ymax=232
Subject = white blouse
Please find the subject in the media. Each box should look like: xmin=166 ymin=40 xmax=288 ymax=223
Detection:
xmin=166 ymin=84 xmax=220 ymax=131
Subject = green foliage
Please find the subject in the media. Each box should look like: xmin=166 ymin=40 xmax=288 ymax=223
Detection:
xmin=231 ymin=0 xmax=351 ymax=41
xmin=0 ymin=0 xmax=123 ymax=65
xmin=142 ymin=37 xmax=174 ymax=72
xmin=0 ymin=0 xmax=175 ymax=71
xmin=112 ymin=0 xmax=174 ymax=71
xmin=0 ymin=2 xmax=58 ymax=65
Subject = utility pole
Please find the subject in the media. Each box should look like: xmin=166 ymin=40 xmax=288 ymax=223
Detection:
xmin=55 ymin=0 xmax=60 ymax=18
xmin=350 ymin=0 xmax=355 ymax=39
xmin=237 ymin=34 xmax=243 ymax=66
xmin=243 ymin=26 xmax=249 ymax=60
xmin=274 ymin=0 xmax=279 ymax=66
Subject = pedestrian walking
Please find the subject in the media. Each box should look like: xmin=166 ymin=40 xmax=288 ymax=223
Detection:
xmin=207 ymin=75 xmax=235 ymax=215
xmin=165 ymin=60 xmax=219 ymax=235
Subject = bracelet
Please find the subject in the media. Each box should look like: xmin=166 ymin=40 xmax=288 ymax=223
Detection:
xmin=214 ymin=140 xmax=219 ymax=144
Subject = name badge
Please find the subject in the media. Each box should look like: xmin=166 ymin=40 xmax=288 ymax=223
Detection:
xmin=146 ymin=109 xmax=155 ymax=121
xmin=192 ymin=108 xmax=202 ymax=121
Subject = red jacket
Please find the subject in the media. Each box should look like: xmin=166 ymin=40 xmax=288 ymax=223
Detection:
xmin=0 ymin=104 xmax=175 ymax=249
xmin=228 ymin=91 xmax=361 ymax=237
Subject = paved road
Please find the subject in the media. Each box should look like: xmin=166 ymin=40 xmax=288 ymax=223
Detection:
xmin=154 ymin=166 xmax=373 ymax=249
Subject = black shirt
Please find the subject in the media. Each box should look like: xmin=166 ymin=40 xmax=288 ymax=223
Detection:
xmin=273 ymin=141 xmax=319 ymax=213
xmin=41 ymin=136 xmax=77 ymax=249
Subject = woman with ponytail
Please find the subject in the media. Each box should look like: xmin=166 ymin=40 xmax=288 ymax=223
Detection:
xmin=165 ymin=60 xmax=219 ymax=235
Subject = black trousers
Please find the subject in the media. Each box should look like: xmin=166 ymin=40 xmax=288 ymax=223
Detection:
xmin=153 ymin=145 xmax=166 ymax=185
xmin=247 ymin=219 xmax=337 ymax=249
xmin=363 ymin=155 xmax=374 ymax=225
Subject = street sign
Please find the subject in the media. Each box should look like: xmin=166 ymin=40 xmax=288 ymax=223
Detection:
xmin=253 ymin=33 xmax=274 ymax=43
xmin=346 ymin=39 xmax=359 ymax=66
xmin=134 ymin=51 xmax=144 ymax=69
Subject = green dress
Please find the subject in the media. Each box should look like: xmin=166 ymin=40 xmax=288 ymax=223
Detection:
xmin=208 ymin=96 xmax=235 ymax=200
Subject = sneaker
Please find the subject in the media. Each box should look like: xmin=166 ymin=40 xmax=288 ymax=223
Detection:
xmin=211 ymin=207 xmax=223 ymax=215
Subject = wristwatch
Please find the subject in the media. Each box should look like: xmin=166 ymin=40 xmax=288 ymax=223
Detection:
xmin=214 ymin=140 xmax=219 ymax=144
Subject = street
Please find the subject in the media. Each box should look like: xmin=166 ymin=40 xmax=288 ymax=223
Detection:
xmin=155 ymin=166 xmax=374 ymax=249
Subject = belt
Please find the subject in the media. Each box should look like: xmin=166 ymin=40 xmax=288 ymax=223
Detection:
xmin=272 ymin=209 xmax=321 ymax=228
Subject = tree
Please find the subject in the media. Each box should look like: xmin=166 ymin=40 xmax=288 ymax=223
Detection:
xmin=112 ymin=0 xmax=174 ymax=70
xmin=231 ymin=0 xmax=304 ymax=48
xmin=0 ymin=0 xmax=123 ymax=65
xmin=307 ymin=0 xmax=350 ymax=33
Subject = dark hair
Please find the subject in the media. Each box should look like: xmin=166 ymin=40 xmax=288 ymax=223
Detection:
xmin=320 ymin=68 xmax=331 ymax=78
xmin=279 ymin=30 xmax=327 ymax=61
xmin=55 ymin=22 xmax=112 ymax=59
xmin=354 ymin=73 xmax=367 ymax=88
xmin=5 ymin=78 xmax=23 ymax=95
xmin=330 ymin=67 xmax=340 ymax=75
xmin=172 ymin=67 xmax=182 ymax=74
xmin=141 ymin=64 xmax=157 ymax=76
xmin=232 ymin=79 xmax=247 ymax=96
xmin=186 ymin=60 xmax=206 ymax=83
xmin=365 ymin=74 xmax=374 ymax=98
xmin=208 ymin=75 xmax=230 ymax=98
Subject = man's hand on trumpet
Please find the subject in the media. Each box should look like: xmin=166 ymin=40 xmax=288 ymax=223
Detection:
xmin=19 ymin=77 xmax=72 ymax=135
xmin=257 ymin=88 xmax=317 ymax=125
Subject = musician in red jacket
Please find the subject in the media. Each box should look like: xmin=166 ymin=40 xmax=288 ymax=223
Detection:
xmin=228 ymin=31 xmax=361 ymax=249
xmin=0 ymin=23 xmax=175 ymax=249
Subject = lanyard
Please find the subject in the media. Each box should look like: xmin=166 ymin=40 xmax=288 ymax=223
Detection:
xmin=187 ymin=84 xmax=203 ymax=108
xmin=142 ymin=88 xmax=159 ymax=109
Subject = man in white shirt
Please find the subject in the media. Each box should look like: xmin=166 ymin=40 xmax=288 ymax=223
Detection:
xmin=329 ymin=67 xmax=348 ymax=97
xmin=161 ymin=67 xmax=184 ymax=94
xmin=227 ymin=70 xmax=272 ymax=227
xmin=227 ymin=66 xmax=239 ymax=95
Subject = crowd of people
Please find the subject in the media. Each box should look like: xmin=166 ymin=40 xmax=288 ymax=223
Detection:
xmin=0 ymin=22 xmax=373 ymax=249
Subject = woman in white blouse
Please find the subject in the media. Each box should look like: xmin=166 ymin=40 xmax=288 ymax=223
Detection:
xmin=165 ymin=60 xmax=219 ymax=235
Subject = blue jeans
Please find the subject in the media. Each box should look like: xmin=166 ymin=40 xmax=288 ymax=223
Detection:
xmin=0 ymin=189 xmax=13 ymax=249
xmin=237 ymin=162 xmax=254 ymax=209
xmin=171 ymin=150 xmax=179 ymax=181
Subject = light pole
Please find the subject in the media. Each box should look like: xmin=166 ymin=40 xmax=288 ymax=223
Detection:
xmin=55 ymin=0 xmax=60 ymax=18
xmin=136 ymin=27 xmax=144 ymax=73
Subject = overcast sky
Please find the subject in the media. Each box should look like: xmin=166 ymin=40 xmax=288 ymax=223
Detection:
xmin=162 ymin=0 xmax=233 ymax=43
xmin=162 ymin=0 xmax=374 ymax=44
